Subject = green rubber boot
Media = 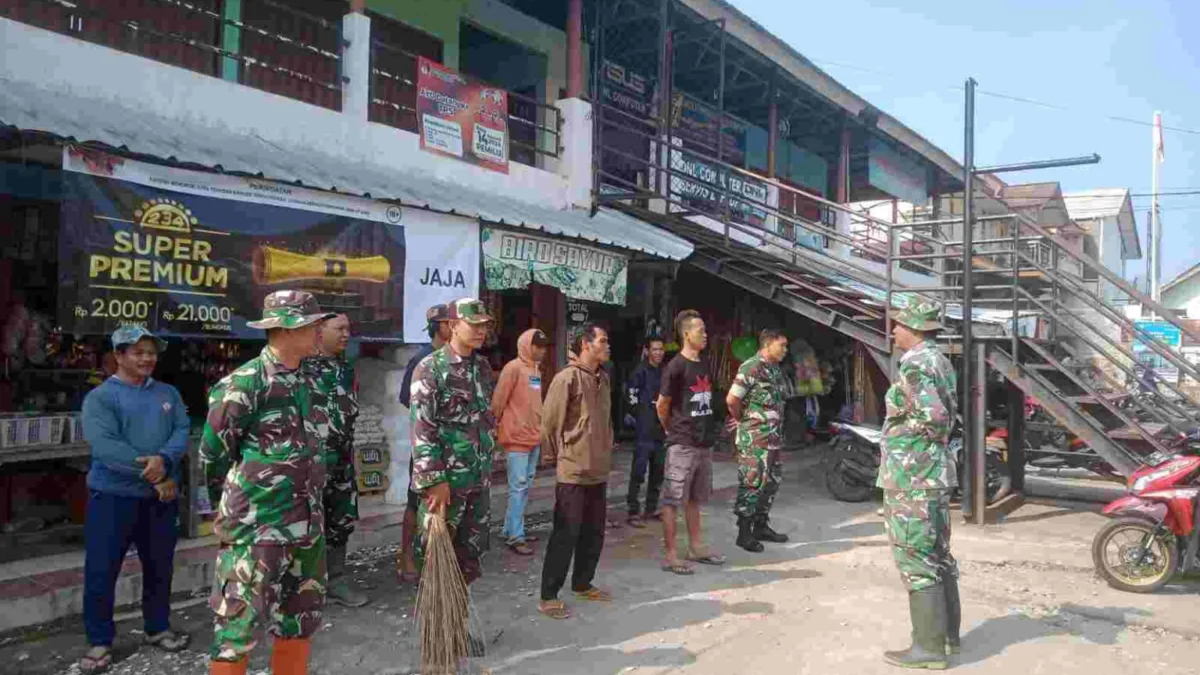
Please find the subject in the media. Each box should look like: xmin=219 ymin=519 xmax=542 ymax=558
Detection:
xmin=883 ymin=585 xmax=949 ymax=670
xmin=943 ymin=572 xmax=961 ymax=656
xmin=326 ymin=545 xmax=370 ymax=608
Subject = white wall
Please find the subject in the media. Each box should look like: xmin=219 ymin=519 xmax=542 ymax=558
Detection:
xmin=0 ymin=17 xmax=571 ymax=211
xmin=1164 ymin=274 xmax=1200 ymax=319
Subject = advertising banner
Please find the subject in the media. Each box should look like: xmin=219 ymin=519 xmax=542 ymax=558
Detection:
xmin=481 ymin=227 xmax=628 ymax=305
xmin=59 ymin=146 xmax=478 ymax=342
xmin=1133 ymin=319 xmax=1183 ymax=384
xmin=417 ymin=56 xmax=509 ymax=174
xmin=867 ymin=137 xmax=929 ymax=205
xmin=668 ymin=145 xmax=769 ymax=227
xmin=670 ymin=92 xmax=747 ymax=167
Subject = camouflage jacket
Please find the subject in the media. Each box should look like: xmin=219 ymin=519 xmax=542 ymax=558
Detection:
xmin=409 ymin=344 xmax=496 ymax=492
xmin=878 ymin=339 xmax=958 ymax=491
xmin=201 ymin=346 xmax=328 ymax=546
xmin=729 ymin=354 xmax=787 ymax=451
xmin=307 ymin=354 xmax=359 ymax=466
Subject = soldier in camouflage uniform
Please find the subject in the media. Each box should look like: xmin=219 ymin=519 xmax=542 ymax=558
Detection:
xmin=308 ymin=313 xmax=368 ymax=608
xmin=200 ymin=291 xmax=336 ymax=675
xmin=408 ymin=298 xmax=497 ymax=586
xmin=879 ymin=294 xmax=960 ymax=669
xmin=726 ymin=328 xmax=791 ymax=553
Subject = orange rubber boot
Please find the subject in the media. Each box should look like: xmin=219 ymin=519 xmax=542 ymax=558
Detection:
xmin=270 ymin=636 xmax=313 ymax=675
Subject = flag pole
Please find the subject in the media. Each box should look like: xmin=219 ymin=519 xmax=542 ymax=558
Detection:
xmin=1151 ymin=111 xmax=1163 ymax=307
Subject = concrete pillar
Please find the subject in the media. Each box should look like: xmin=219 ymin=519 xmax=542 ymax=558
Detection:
xmin=836 ymin=124 xmax=851 ymax=203
xmin=555 ymin=98 xmax=594 ymax=209
xmin=342 ymin=12 xmax=371 ymax=121
xmin=566 ymin=0 xmax=584 ymax=98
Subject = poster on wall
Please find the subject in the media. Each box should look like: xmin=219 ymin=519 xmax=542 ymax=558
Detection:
xmin=416 ymin=56 xmax=509 ymax=174
xmin=1133 ymin=319 xmax=1183 ymax=384
xmin=58 ymin=146 xmax=479 ymax=342
xmin=670 ymin=92 xmax=747 ymax=167
xmin=481 ymin=227 xmax=628 ymax=305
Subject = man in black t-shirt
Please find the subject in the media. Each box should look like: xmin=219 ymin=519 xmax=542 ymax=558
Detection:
xmin=655 ymin=310 xmax=727 ymax=575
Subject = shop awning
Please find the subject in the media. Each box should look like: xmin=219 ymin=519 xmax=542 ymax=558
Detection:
xmin=0 ymin=78 xmax=694 ymax=261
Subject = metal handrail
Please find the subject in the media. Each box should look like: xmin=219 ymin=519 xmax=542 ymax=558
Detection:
xmin=1014 ymin=285 xmax=1197 ymax=427
xmin=1017 ymin=250 xmax=1200 ymax=393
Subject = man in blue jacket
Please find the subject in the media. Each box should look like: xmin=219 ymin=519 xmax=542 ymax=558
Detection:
xmin=78 ymin=326 xmax=191 ymax=674
xmin=624 ymin=337 xmax=666 ymax=528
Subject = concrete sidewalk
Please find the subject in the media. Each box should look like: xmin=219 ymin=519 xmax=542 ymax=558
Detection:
xmin=6 ymin=444 xmax=1200 ymax=675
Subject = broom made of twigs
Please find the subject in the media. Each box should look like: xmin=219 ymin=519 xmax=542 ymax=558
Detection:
xmin=416 ymin=513 xmax=470 ymax=675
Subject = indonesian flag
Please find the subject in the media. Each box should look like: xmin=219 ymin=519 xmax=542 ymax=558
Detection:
xmin=1154 ymin=111 xmax=1165 ymax=163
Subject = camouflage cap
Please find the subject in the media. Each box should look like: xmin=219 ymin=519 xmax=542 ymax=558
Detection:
xmin=892 ymin=293 xmax=943 ymax=332
xmin=246 ymin=290 xmax=337 ymax=330
xmin=111 ymin=325 xmax=167 ymax=351
xmin=447 ymin=298 xmax=493 ymax=325
xmin=425 ymin=304 xmax=450 ymax=323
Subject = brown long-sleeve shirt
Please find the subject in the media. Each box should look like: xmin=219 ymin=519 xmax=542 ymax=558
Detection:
xmin=540 ymin=360 xmax=613 ymax=485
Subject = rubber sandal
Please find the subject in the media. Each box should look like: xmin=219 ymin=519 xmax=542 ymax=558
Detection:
xmin=507 ymin=541 xmax=535 ymax=556
xmin=573 ymin=586 xmax=613 ymax=601
xmin=144 ymin=629 xmax=190 ymax=652
xmin=539 ymin=600 xmax=572 ymax=620
xmin=80 ymin=646 xmax=112 ymax=674
xmin=661 ymin=562 xmax=695 ymax=576
xmin=526 ymin=534 xmax=540 ymax=542
xmin=627 ymin=515 xmax=646 ymax=529
xmin=686 ymin=552 xmax=727 ymax=566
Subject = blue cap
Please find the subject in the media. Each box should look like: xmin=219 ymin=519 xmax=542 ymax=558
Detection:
xmin=111 ymin=325 xmax=167 ymax=351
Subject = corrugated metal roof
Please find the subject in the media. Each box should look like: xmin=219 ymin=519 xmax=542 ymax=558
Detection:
xmin=1063 ymin=188 xmax=1130 ymax=221
xmin=0 ymin=78 xmax=694 ymax=261
xmin=1062 ymin=188 xmax=1141 ymax=260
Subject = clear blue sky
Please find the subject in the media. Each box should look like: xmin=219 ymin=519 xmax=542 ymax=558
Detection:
xmin=729 ymin=0 xmax=1200 ymax=284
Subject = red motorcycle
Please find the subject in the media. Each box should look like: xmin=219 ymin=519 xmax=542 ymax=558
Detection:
xmin=1092 ymin=439 xmax=1200 ymax=593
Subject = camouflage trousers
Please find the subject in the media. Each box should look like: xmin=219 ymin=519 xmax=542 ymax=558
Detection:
xmin=208 ymin=538 xmax=327 ymax=661
xmin=883 ymin=489 xmax=959 ymax=592
xmin=734 ymin=444 xmax=782 ymax=518
xmin=323 ymin=448 xmax=359 ymax=548
xmin=415 ymin=486 xmax=490 ymax=585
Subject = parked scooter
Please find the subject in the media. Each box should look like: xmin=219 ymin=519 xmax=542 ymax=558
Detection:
xmin=1092 ymin=428 xmax=1200 ymax=593
xmin=824 ymin=417 xmax=1013 ymax=505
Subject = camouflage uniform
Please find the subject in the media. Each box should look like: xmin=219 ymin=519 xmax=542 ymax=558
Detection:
xmin=409 ymin=300 xmax=496 ymax=585
xmin=879 ymin=297 xmax=959 ymax=592
xmin=309 ymin=355 xmax=359 ymax=548
xmin=200 ymin=291 xmax=335 ymax=662
xmin=729 ymin=353 xmax=787 ymax=518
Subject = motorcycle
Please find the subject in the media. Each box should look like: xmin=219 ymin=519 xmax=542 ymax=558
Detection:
xmin=824 ymin=418 xmax=1013 ymax=505
xmin=1092 ymin=429 xmax=1200 ymax=593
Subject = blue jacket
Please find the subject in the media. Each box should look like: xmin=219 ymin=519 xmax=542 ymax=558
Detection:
xmin=626 ymin=360 xmax=665 ymax=442
xmin=82 ymin=376 xmax=190 ymax=498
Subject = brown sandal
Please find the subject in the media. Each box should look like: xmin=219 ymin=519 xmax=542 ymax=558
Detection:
xmin=573 ymin=586 xmax=612 ymax=601
xmin=539 ymin=600 xmax=572 ymax=620
xmin=507 ymin=541 xmax=535 ymax=556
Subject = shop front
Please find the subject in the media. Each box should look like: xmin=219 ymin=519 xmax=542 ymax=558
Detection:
xmin=0 ymin=145 xmax=481 ymax=563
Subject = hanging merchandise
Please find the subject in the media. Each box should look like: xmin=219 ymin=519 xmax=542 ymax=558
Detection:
xmin=731 ymin=335 xmax=757 ymax=362
xmin=791 ymin=338 xmax=824 ymax=395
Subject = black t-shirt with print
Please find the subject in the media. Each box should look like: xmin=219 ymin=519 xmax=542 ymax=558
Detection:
xmin=660 ymin=352 xmax=716 ymax=448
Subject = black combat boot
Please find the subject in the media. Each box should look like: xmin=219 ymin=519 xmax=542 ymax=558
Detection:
xmin=736 ymin=516 xmax=764 ymax=552
xmin=883 ymin=585 xmax=949 ymax=670
xmin=753 ymin=515 xmax=789 ymax=543
xmin=943 ymin=571 xmax=961 ymax=655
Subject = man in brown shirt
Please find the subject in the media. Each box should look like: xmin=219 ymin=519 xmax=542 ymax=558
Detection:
xmin=538 ymin=324 xmax=613 ymax=620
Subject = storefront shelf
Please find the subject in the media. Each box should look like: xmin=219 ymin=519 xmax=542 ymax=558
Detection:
xmin=0 ymin=441 xmax=91 ymax=466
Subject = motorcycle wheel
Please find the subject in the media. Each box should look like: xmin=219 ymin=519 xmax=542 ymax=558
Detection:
xmin=1091 ymin=517 xmax=1178 ymax=594
xmin=825 ymin=444 xmax=880 ymax=503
